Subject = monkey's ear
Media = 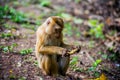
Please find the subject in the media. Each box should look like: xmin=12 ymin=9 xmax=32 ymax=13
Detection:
xmin=46 ymin=17 xmax=53 ymax=25
xmin=47 ymin=20 xmax=50 ymax=25
xmin=56 ymin=18 xmax=64 ymax=28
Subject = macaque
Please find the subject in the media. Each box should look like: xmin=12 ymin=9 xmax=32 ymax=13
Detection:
xmin=35 ymin=16 xmax=80 ymax=76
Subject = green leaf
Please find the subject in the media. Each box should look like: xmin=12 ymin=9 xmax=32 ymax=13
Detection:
xmin=1 ymin=33 xmax=13 ymax=38
xmin=64 ymin=23 xmax=73 ymax=36
xmin=20 ymin=48 xmax=33 ymax=55
xmin=40 ymin=1 xmax=51 ymax=7
xmin=88 ymin=67 xmax=95 ymax=71
xmin=12 ymin=43 xmax=18 ymax=47
xmin=96 ymin=59 xmax=102 ymax=64
xmin=93 ymin=59 xmax=102 ymax=67
xmin=93 ymin=71 xmax=100 ymax=77
xmin=0 ymin=5 xmax=26 ymax=23
xmin=70 ymin=56 xmax=78 ymax=66
xmin=88 ymin=19 xmax=98 ymax=27
xmin=102 ymin=54 xmax=108 ymax=59
xmin=74 ymin=18 xmax=83 ymax=24
xmin=75 ymin=0 xmax=81 ymax=3
xmin=18 ymin=77 xmax=26 ymax=80
xmin=3 ymin=47 xmax=9 ymax=52
xmin=88 ymin=19 xmax=105 ymax=39
xmin=61 ymin=13 xmax=73 ymax=19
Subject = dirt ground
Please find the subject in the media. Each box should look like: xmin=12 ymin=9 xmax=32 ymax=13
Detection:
xmin=0 ymin=0 xmax=120 ymax=80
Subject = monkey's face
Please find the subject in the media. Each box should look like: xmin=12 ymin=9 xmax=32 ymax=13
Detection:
xmin=45 ymin=17 xmax=64 ymax=38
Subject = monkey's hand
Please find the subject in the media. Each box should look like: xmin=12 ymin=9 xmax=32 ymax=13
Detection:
xmin=68 ymin=45 xmax=81 ymax=55
xmin=62 ymin=49 xmax=70 ymax=57
xmin=62 ymin=46 xmax=81 ymax=57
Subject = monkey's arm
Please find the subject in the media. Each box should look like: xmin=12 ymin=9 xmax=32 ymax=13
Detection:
xmin=38 ymin=46 xmax=65 ymax=55
xmin=61 ymin=42 xmax=81 ymax=55
xmin=61 ymin=42 xmax=73 ymax=49
xmin=35 ymin=29 xmax=68 ymax=55
xmin=39 ymin=42 xmax=73 ymax=55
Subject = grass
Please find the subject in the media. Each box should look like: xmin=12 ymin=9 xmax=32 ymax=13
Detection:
xmin=39 ymin=0 xmax=51 ymax=7
xmin=20 ymin=48 xmax=33 ymax=55
xmin=88 ymin=19 xmax=104 ymax=39
xmin=0 ymin=43 xmax=18 ymax=53
xmin=88 ymin=59 xmax=102 ymax=77
xmin=0 ymin=5 xmax=26 ymax=23
xmin=3 ymin=23 xmax=16 ymax=29
xmin=70 ymin=56 xmax=79 ymax=71
xmin=63 ymin=23 xmax=73 ymax=36
xmin=0 ymin=32 xmax=13 ymax=39
xmin=63 ymin=23 xmax=81 ymax=38
xmin=21 ymin=23 xmax=37 ymax=30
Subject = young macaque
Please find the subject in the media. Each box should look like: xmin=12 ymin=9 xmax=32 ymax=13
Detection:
xmin=35 ymin=16 xmax=80 ymax=76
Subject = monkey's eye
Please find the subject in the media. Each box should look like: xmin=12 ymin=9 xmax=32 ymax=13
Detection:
xmin=47 ymin=20 xmax=50 ymax=25
xmin=55 ymin=27 xmax=62 ymax=33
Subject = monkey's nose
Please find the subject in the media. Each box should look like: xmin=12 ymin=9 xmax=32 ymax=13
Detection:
xmin=55 ymin=29 xmax=62 ymax=33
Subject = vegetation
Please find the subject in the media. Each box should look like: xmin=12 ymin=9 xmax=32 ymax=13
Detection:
xmin=0 ymin=32 xmax=13 ymax=39
xmin=0 ymin=0 xmax=119 ymax=80
xmin=88 ymin=19 xmax=104 ymax=39
xmin=70 ymin=56 xmax=79 ymax=71
xmin=0 ymin=43 xmax=17 ymax=53
xmin=0 ymin=5 xmax=26 ymax=23
xmin=39 ymin=0 xmax=51 ymax=7
xmin=20 ymin=48 xmax=33 ymax=55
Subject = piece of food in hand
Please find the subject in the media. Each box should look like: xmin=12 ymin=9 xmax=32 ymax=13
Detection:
xmin=62 ymin=49 xmax=70 ymax=57
xmin=68 ymin=45 xmax=81 ymax=55
xmin=62 ymin=46 xmax=81 ymax=57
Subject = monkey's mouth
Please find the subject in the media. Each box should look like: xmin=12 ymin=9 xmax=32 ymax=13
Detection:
xmin=55 ymin=34 xmax=61 ymax=38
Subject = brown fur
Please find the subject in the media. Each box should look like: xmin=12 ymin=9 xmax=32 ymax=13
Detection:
xmin=35 ymin=16 xmax=72 ymax=76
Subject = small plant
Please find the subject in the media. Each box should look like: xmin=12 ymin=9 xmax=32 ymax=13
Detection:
xmin=20 ymin=48 xmax=33 ymax=55
xmin=73 ymin=18 xmax=83 ymax=24
xmin=9 ymin=75 xmax=16 ymax=79
xmin=34 ymin=60 xmax=38 ymax=66
xmin=92 ymin=59 xmax=102 ymax=67
xmin=88 ymin=41 xmax=95 ymax=48
xmin=0 ymin=32 xmax=13 ymax=39
xmin=39 ymin=0 xmax=51 ymax=7
xmin=21 ymin=23 xmax=36 ymax=30
xmin=24 ymin=56 xmax=33 ymax=62
xmin=3 ymin=46 xmax=9 ymax=52
xmin=74 ymin=0 xmax=81 ymax=3
xmin=98 ymin=51 xmax=108 ymax=59
xmin=88 ymin=19 xmax=104 ymax=39
xmin=2 ymin=43 xmax=17 ymax=53
xmin=93 ymin=71 xmax=101 ymax=77
xmin=59 ymin=13 xmax=82 ymax=37
xmin=70 ymin=56 xmax=79 ymax=71
xmin=88 ymin=59 xmax=102 ymax=77
xmin=4 ymin=23 xmax=16 ymax=29
xmin=107 ymin=47 xmax=119 ymax=61
xmin=0 ymin=5 xmax=26 ymax=23
xmin=60 ymin=13 xmax=73 ymax=20
xmin=88 ymin=59 xmax=102 ymax=71
xmin=64 ymin=23 xmax=73 ymax=36
xmin=18 ymin=77 xmax=26 ymax=80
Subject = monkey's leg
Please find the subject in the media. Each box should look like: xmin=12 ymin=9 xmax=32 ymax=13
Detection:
xmin=41 ymin=55 xmax=51 ymax=75
xmin=37 ymin=54 xmax=44 ymax=69
xmin=50 ymin=55 xmax=58 ymax=76
xmin=58 ymin=55 xmax=70 ymax=76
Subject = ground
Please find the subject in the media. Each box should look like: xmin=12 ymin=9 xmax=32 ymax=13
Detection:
xmin=0 ymin=0 xmax=120 ymax=80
